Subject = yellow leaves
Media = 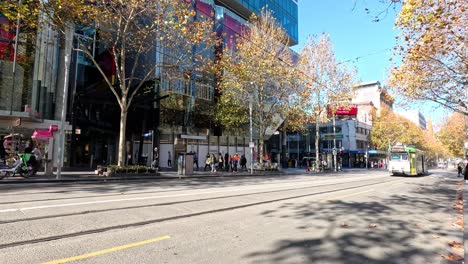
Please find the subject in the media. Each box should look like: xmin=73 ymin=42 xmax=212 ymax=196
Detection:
xmin=393 ymin=0 xmax=466 ymax=111
xmin=441 ymin=253 xmax=464 ymax=261
xmin=448 ymin=241 xmax=463 ymax=251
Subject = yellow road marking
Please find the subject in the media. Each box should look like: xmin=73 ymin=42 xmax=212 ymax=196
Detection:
xmin=320 ymin=189 xmax=374 ymax=203
xmin=43 ymin=235 xmax=170 ymax=264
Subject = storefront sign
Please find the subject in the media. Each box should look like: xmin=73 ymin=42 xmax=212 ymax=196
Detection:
xmin=329 ymin=105 xmax=358 ymax=116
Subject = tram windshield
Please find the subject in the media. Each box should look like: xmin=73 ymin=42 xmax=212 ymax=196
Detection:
xmin=391 ymin=153 xmax=408 ymax=160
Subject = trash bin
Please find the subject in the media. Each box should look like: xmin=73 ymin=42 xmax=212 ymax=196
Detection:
xmin=177 ymin=152 xmax=194 ymax=176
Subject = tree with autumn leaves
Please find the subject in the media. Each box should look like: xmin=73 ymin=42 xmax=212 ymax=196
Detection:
xmin=369 ymin=108 xmax=451 ymax=162
xmin=72 ymin=0 xmax=216 ymax=166
xmin=390 ymin=0 xmax=467 ymax=116
xmin=216 ymin=10 xmax=300 ymax=163
xmin=296 ymin=34 xmax=356 ymax=170
xmin=1 ymin=0 xmax=217 ymax=166
xmin=436 ymin=113 xmax=466 ymax=158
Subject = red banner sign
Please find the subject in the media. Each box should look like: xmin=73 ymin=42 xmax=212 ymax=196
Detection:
xmin=329 ymin=105 xmax=358 ymax=115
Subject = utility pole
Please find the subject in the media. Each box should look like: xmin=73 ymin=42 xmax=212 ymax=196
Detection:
xmin=249 ymin=94 xmax=253 ymax=175
xmin=56 ymin=23 xmax=74 ymax=179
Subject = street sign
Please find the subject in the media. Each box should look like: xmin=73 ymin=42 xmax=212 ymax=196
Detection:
xmin=249 ymin=142 xmax=255 ymax=148
xmin=332 ymin=148 xmax=337 ymax=155
xmin=322 ymin=134 xmax=343 ymax=140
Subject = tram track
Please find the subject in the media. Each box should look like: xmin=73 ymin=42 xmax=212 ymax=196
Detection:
xmin=0 ymin=174 xmax=386 ymax=206
xmin=0 ymin=177 xmax=402 ymax=224
xmin=0 ymin=177 xmax=407 ymax=250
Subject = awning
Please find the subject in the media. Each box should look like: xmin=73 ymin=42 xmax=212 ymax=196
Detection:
xmin=31 ymin=130 xmax=53 ymax=141
xmin=31 ymin=125 xmax=58 ymax=142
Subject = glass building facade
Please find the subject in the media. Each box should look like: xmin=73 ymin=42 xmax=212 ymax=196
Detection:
xmin=215 ymin=0 xmax=298 ymax=45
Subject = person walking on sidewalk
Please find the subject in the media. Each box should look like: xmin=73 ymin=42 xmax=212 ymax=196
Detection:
xmin=204 ymin=155 xmax=211 ymax=171
xmin=240 ymin=155 xmax=247 ymax=171
xmin=193 ymin=151 xmax=199 ymax=171
xmin=224 ymin=153 xmax=230 ymax=172
xmin=464 ymin=163 xmax=468 ymax=182
xmin=210 ymin=154 xmax=217 ymax=173
xmin=218 ymin=153 xmax=224 ymax=171
xmin=232 ymin=153 xmax=239 ymax=172
xmin=457 ymin=163 xmax=463 ymax=177
xmin=168 ymin=151 xmax=172 ymax=168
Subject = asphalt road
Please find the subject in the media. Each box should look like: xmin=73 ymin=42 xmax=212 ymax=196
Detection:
xmin=0 ymin=169 xmax=463 ymax=264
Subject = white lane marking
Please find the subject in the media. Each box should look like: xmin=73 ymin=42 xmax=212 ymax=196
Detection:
xmin=0 ymin=181 xmax=324 ymax=213
xmin=0 ymin=176 xmax=395 ymax=213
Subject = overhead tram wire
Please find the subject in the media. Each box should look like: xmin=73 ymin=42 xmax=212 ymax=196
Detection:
xmin=215 ymin=18 xmax=392 ymax=86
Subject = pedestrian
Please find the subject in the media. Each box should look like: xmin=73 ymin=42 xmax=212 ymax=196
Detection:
xmin=193 ymin=151 xmax=199 ymax=170
xmin=218 ymin=153 xmax=224 ymax=171
xmin=457 ymin=163 xmax=463 ymax=177
xmin=240 ymin=155 xmax=247 ymax=171
xmin=464 ymin=163 xmax=468 ymax=182
xmin=232 ymin=153 xmax=239 ymax=172
xmin=0 ymin=136 xmax=6 ymax=164
xmin=168 ymin=151 xmax=172 ymax=167
xmin=224 ymin=153 xmax=229 ymax=172
xmin=210 ymin=154 xmax=217 ymax=173
xmin=204 ymin=155 xmax=211 ymax=171
xmin=32 ymin=143 xmax=42 ymax=173
xmin=152 ymin=147 xmax=159 ymax=170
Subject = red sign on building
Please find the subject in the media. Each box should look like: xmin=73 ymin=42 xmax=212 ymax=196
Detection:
xmin=329 ymin=105 xmax=358 ymax=116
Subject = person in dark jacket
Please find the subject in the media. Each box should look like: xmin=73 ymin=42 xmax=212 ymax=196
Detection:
xmin=224 ymin=153 xmax=229 ymax=172
xmin=457 ymin=163 xmax=463 ymax=177
xmin=464 ymin=163 xmax=468 ymax=181
xmin=240 ymin=155 xmax=247 ymax=171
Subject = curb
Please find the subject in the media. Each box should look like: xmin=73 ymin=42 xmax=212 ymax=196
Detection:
xmin=0 ymin=168 xmax=358 ymax=184
xmin=0 ymin=171 xmax=300 ymax=184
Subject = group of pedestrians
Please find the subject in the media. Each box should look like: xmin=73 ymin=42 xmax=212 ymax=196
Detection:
xmin=203 ymin=152 xmax=247 ymax=173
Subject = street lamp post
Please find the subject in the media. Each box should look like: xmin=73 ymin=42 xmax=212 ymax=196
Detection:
xmin=333 ymin=113 xmax=337 ymax=172
xmin=274 ymin=130 xmax=281 ymax=169
xmin=365 ymin=144 xmax=369 ymax=169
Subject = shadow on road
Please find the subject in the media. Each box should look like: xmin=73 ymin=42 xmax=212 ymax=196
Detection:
xmin=245 ymin=177 xmax=462 ymax=264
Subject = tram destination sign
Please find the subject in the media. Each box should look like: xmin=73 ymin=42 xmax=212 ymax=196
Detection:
xmin=391 ymin=146 xmax=406 ymax=152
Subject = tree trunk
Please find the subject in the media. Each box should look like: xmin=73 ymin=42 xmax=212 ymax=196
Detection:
xmin=281 ymin=128 xmax=287 ymax=168
xmin=315 ymin=118 xmax=320 ymax=171
xmin=259 ymin=123 xmax=264 ymax=163
xmin=118 ymin=106 xmax=128 ymax=166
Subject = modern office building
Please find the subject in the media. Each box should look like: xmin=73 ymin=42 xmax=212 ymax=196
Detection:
xmin=0 ymin=14 xmax=69 ymax=170
xmin=215 ymin=0 xmax=298 ymax=45
xmin=282 ymin=81 xmax=394 ymax=169
xmin=397 ymin=110 xmax=427 ymax=130
xmin=154 ymin=0 xmax=299 ymax=169
xmin=0 ymin=0 xmax=299 ymax=169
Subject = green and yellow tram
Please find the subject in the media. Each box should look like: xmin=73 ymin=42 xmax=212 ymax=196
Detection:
xmin=388 ymin=143 xmax=427 ymax=176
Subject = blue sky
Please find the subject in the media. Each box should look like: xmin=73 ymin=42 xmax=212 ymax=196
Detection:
xmin=293 ymin=0 xmax=449 ymax=125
